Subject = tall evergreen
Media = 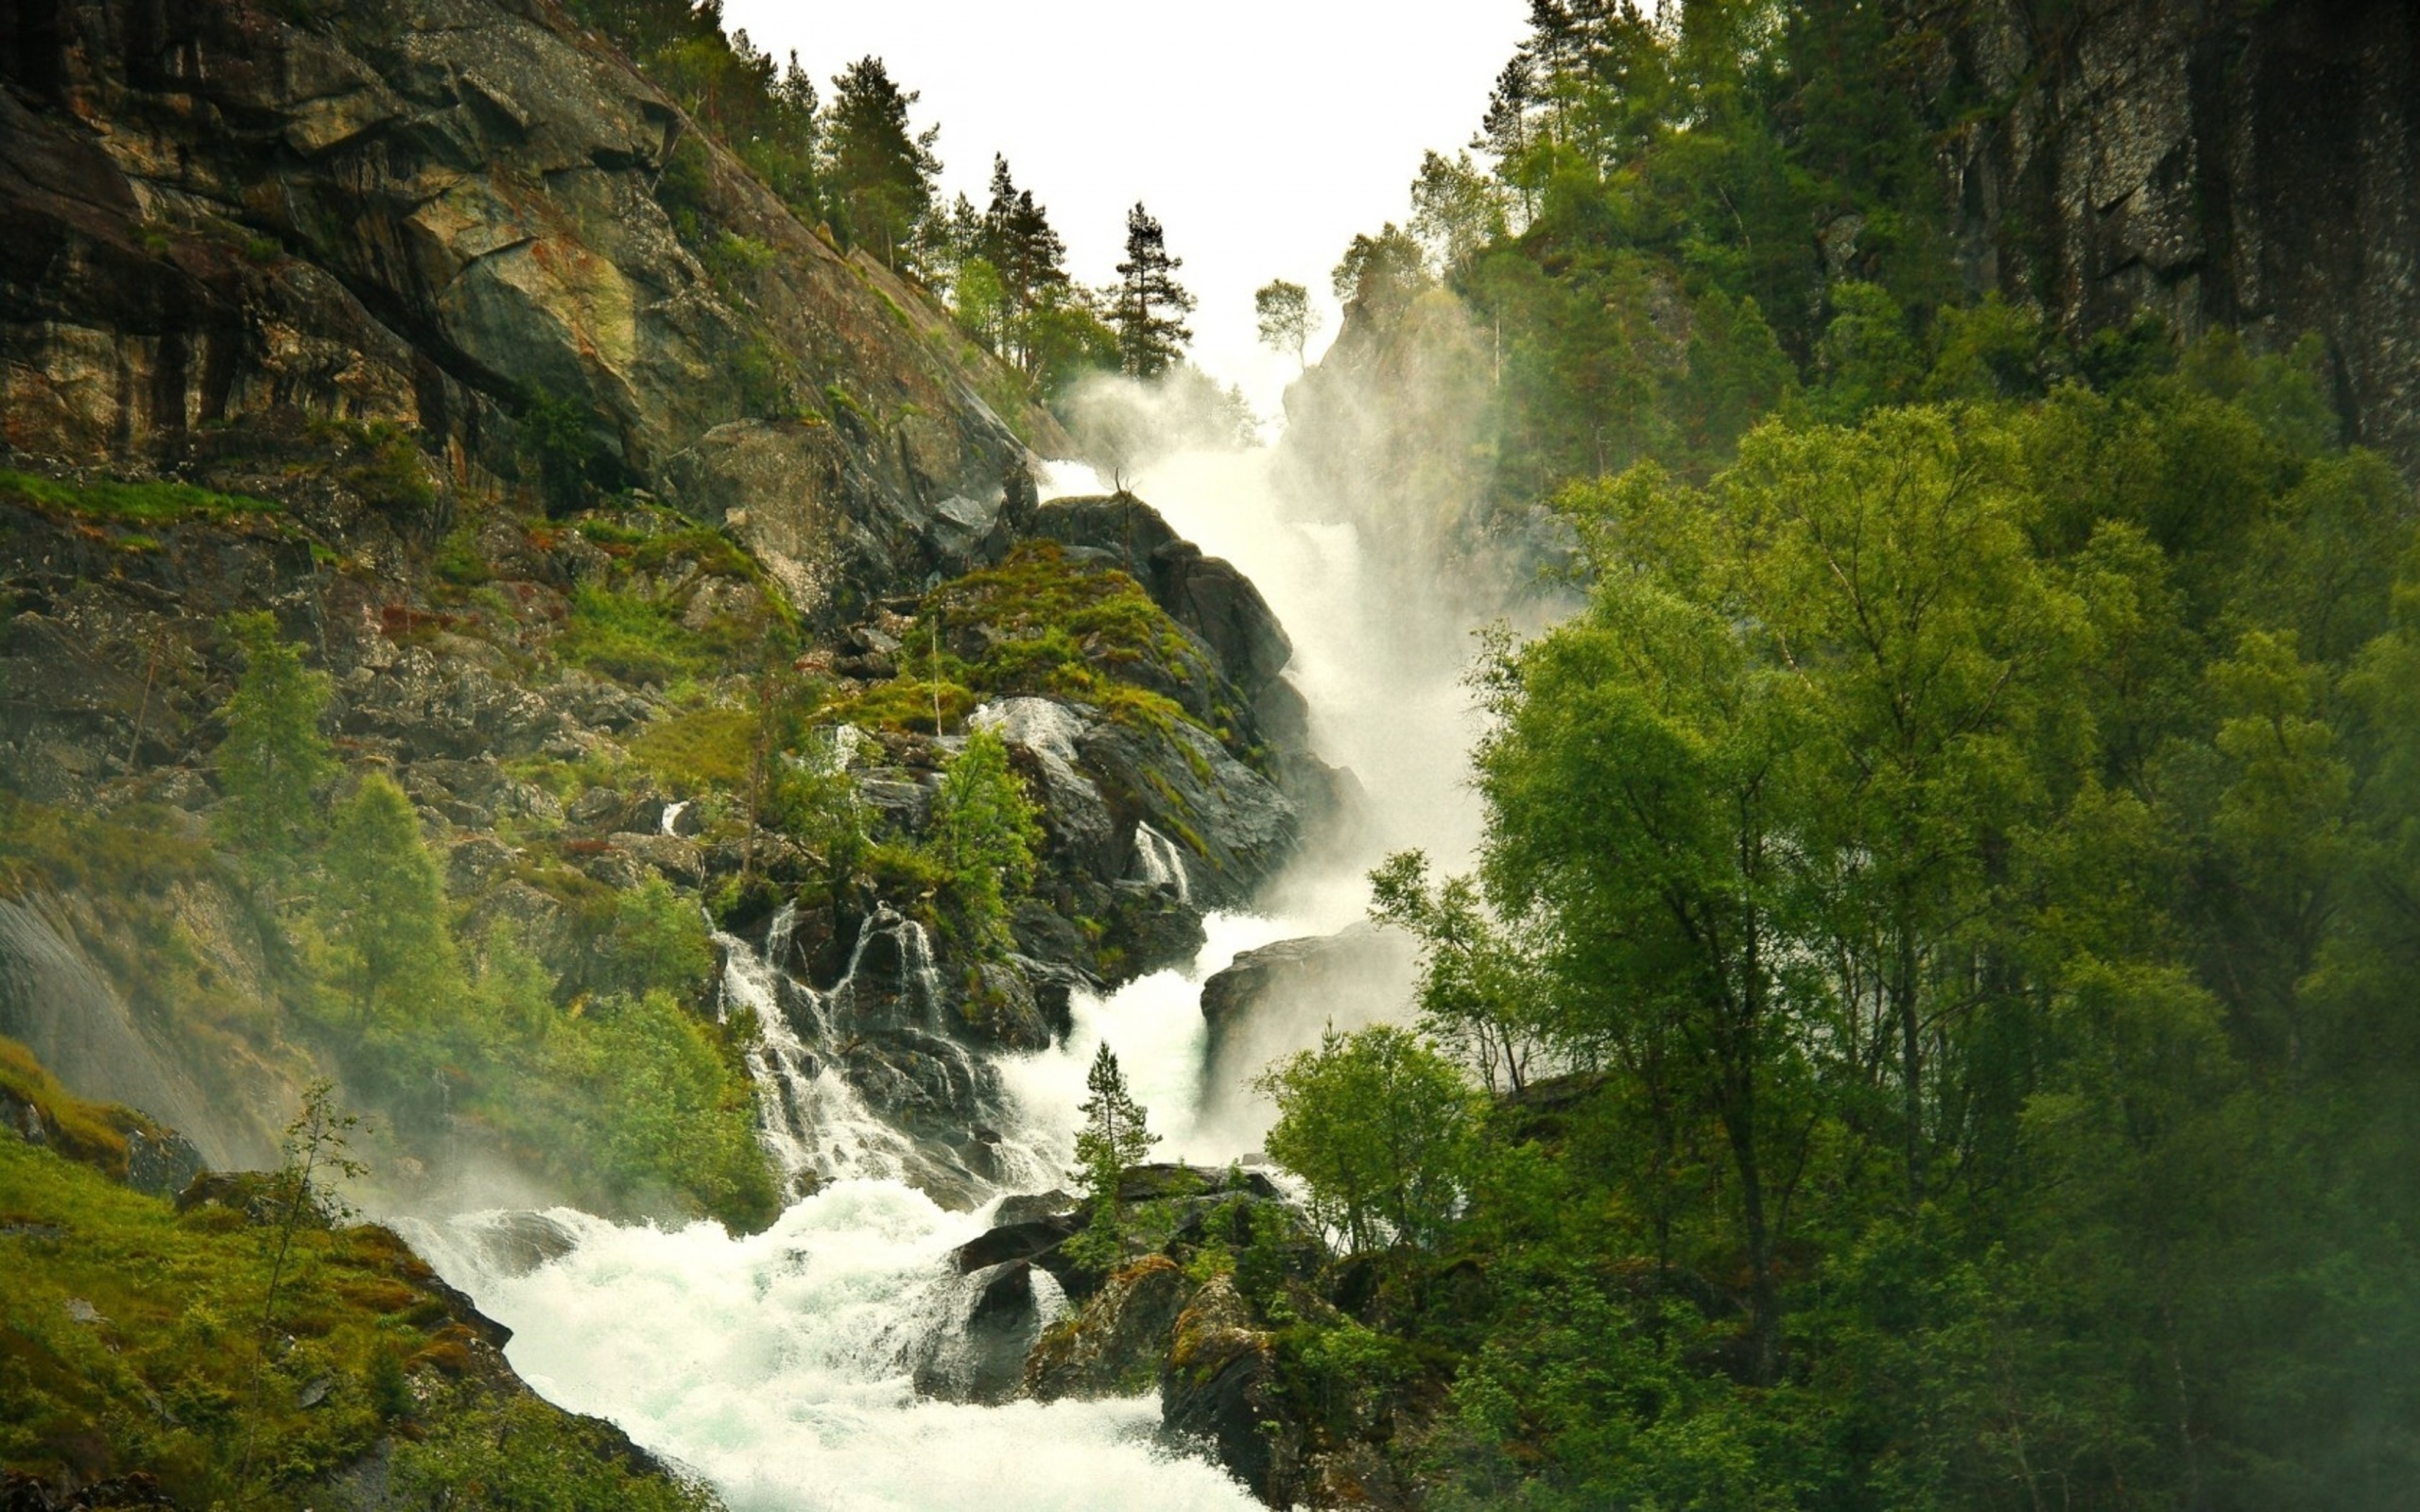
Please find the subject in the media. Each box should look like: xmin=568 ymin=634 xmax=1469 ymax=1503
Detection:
xmin=1111 ymin=202 xmax=1195 ymax=379
xmin=978 ymin=157 xmax=1071 ymax=374
xmin=819 ymin=56 xmax=940 ymax=271
xmin=214 ymin=612 xmax=337 ymax=874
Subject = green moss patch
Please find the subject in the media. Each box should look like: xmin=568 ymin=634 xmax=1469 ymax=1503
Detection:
xmin=0 ymin=1132 xmax=712 ymax=1507
xmin=826 ymin=542 xmax=1206 ymax=738
xmin=0 ymin=469 xmax=281 ymax=524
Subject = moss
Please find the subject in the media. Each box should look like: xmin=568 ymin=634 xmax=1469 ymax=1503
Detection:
xmin=0 ymin=469 xmax=281 ymax=525
xmin=0 ymin=1130 xmax=717 ymax=1507
xmin=0 ymin=1037 xmax=174 ymax=1183
xmin=0 ymin=793 xmax=215 ymax=903
xmin=557 ymin=584 xmax=722 ymax=686
xmin=826 ymin=543 xmax=1212 ymax=742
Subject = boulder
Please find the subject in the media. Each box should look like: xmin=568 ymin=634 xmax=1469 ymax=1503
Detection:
xmin=1199 ymin=923 xmax=1416 ymax=1124
xmin=1028 ymin=1255 xmax=1194 ymax=1402
xmin=1160 ymin=1276 xmax=1305 ymax=1507
xmin=1027 ymin=494 xmax=1292 ymax=697
xmin=951 ymin=1213 xmax=1082 ymax=1274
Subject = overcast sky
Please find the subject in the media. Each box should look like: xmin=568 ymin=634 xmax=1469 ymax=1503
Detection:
xmin=718 ymin=0 xmax=1530 ymax=414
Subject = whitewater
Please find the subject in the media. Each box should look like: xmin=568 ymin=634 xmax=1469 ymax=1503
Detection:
xmin=405 ymin=435 xmax=1489 ymax=1508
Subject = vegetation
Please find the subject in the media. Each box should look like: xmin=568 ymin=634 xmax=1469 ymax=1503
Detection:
xmin=925 ymin=730 xmax=1042 ymax=951
xmin=1257 ymin=1025 xmax=1480 ymax=1254
xmin=1253 ymin=279 xmax=1311 ymax=369
xmin=1112 ymin=202 xmax=1196 ymax=378
xmin=1268 ymin=322 xmax=2420 ymax=1504
xmin=1067 ymin=1043 xmax=1158 ymax=1264
xmin=0 ymin=1077 xmax=716 ymax=1507
xmin=822 ymin=542 xmax=1215 ymax=744
xmin=0 ymin=469 xmax=282 ymax=525
xmin=213 ymin=611 xmax=338 ymax=871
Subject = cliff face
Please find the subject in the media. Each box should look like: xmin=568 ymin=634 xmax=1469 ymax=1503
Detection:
xmin=1947 ymin=0 xmax=2418 ymax=470
xmin=0 ymin=0 xmax=1066 ymax=620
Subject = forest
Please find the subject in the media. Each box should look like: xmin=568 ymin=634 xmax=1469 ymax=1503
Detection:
xmin=1235 ymin=2 xmax=2420 ymax=1506
xmin=1 ymin=0 xmax=2412 ymax=1504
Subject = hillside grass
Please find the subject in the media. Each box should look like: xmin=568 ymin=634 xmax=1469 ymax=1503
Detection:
xmin=0 ymin=469 xmax=281 ymax=524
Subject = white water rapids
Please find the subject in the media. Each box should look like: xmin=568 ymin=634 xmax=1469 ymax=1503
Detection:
xmin=404 ymin=431 xmax=1496 ymax=1507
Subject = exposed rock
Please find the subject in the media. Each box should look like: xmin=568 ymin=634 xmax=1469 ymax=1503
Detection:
xmin=951 ymin=1213 xmax=1083 ymax=1274
xmin=0 ymin=0 xmax=1064 ymax=519
xmin=1028 ymin=1255 xmax=1193 ymax=1402
xmin=1199 ymin=924 xmax=1416 ymax=1125
xmin=1947 ymin=0 xmax=2420 ymax=477
xmin=0 ymin=895 xmax=240 ymax=1167
xmin=1161 ymin=1275 xmax=1305 ymax=1507
xmin=914 ymin=1259 xmax=1050 ymax=1406
xmin=1025 ymin=494 xmax=1293 ymax=697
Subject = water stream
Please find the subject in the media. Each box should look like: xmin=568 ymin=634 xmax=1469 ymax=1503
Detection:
xmin=409 ymin=432 xmax=1495 ymax=1506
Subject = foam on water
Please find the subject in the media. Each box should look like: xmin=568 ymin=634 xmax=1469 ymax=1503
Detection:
xmin=408 ymin=1186 xmax=1255 ymax=1511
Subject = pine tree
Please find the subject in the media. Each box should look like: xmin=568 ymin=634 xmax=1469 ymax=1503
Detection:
xmin=1074 ymin=1043 xmax=1157 ymax=1185
xmin=1112 ymin=202 xmax=1196 ymax=378
xmin=819 ymin=56 xmax=940 ymax=272
xmin=214 ymin=611 xmax=337 ymax=875
xmin=1070 ymin=1042 xmax=1159 ymax=1262
xmin=979 ymin=157 xmax=1071 ymax=374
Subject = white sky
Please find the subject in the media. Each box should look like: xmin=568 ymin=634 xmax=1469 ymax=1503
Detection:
xmin=718 ymin=0 xmax=1531 ymax=415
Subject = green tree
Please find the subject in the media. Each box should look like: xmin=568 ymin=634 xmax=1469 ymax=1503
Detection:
xmin=1369 ymin=850 xmax=1551 ymax=1094
xmin=820 ymin=56 xmax=940 ymax=271
xmin=1069 ymin=1043 xmax=1158 ymax=1261
xmin=925 ymin=729 xmax=1041 ymax=951
xmin=321 ymin=775 xmax=457 ymax=1025
xmin=1254 ymin=278 xmax=1312 ymax=369
xmin=214 ymin=612 xmax=336 ymax=872
xmin=1257 ymin=1024 xmax=1478 ymax=1253
xmin=1112 ymin=202 xmax=1196 ymax=378
xmin=596 ymin=874 xmax=716 ymax=1001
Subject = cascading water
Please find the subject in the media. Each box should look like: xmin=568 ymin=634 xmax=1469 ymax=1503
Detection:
xmin=409 ymin=404 xmax=1510 ymax=1505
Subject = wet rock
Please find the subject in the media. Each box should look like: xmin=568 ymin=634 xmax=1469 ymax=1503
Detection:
xmin=1080 ymin=721 xmax=1296 ymax=908
xmin=1028 ymin=1255 xmax=1193 ymax=1402
xmin=952 ymin=1213 xmax=1082 ymax=1274
xmin=1160 ymin=1276 xmax=1305 ymax=1507
xmin=915 ymin=1259 xmax=1048 ymax=1405
xmin=957 ymin=959 xmax=1053 ymax=1053
xmin=1027 ymin=494 xmax=1292 ymax=697
xmin=995 ymin=1189 xmax=1080 ymax=1226
xmin=454 ymin=1211 xmax=580 ymax=1278
xmin=1199 ymin=923 xmax=1416 ymax=1125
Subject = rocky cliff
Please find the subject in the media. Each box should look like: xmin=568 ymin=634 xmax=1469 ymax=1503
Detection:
xmin=0 ymin=0 xmax=1069 ymax=619
xmin=1945 ymin=0 xmax=2417 ymax=471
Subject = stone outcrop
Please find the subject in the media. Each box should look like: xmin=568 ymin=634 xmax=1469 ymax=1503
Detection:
xmin=0 ymin=0 xmax=1064 ymax=619
xmin=1198 ymin=923 xmax=1416 ymax=1125
xmin=1945 ymin=0 xmax=2419 ymax=474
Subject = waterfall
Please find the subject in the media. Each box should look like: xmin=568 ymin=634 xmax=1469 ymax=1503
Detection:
xmin=404 ymin=421 xmax=1503 ymax=1506
xmin=1132 ymin=822 xmax=1193 ymax=903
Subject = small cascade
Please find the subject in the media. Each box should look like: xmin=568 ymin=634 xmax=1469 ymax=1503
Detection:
xmin=1132 ymin=822 xmax=1194 ymax=904
xmin=717 ymin=907 xmax=923 ymax=1201
xmin=659 ymin=799 xmax=690 ymax=836
xmin=720 ymin=905 xmax=1061 ymax=1205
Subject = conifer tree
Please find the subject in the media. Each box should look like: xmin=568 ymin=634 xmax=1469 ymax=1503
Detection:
xmin=215 ymin=611 xmax=337 ymax=874
xmin=322 ymin=774 xmax=456 ymax=1026
xmin=1112 ymin=202 xmax=1196 ymax=378
xmin=978 ymin=157 xmax=1072 ymax=374
xmin=819 ymin=56 xmax=940 ymax=271
xmin=1075 ymin=1044 xmax=1156 ymax=1187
